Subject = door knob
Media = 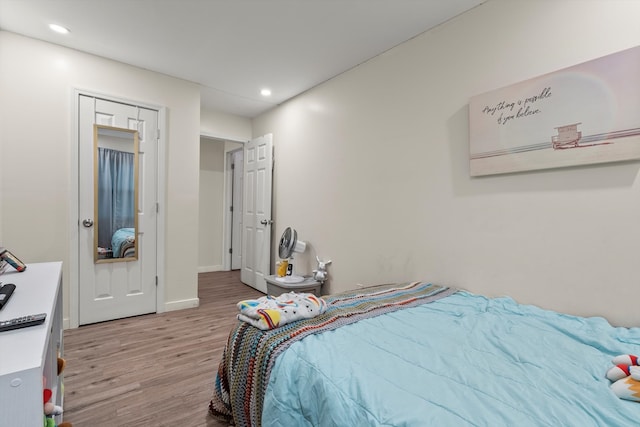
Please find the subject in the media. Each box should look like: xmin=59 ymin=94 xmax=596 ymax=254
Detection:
xmin=260 ymin=219 xmax=273 ymax=226
xmin=82 ymin=219 xmax=94 ymax=227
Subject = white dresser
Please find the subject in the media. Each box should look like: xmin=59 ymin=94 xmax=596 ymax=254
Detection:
xmin=0 ymin=262 xmax=64 ymax=426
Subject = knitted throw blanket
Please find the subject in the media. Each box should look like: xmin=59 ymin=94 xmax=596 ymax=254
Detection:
xmin=208 ymin=281 xmax=457 ymax=427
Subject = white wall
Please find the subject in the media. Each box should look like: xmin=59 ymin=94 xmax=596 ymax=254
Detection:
xmin=253 ymin=0 xmax=640 ymax=326
xmin=0 ymin=31 xmax=201 ymax=322
xmin=199 ymin=138 xmax=225 ymax=272
xmin=201 ymin=108 xmax=251 ymax=142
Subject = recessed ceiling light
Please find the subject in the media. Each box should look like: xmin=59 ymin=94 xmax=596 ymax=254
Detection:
xmin=260 ymin=88 xmax=272 ymax=97
xmin=49 ymin=24 xmax=70 ymax=34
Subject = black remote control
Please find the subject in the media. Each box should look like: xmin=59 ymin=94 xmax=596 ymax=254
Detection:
xmin=0 ymin=313 xmax=46 ymax=332
xmin=0 ymin=283 xmax=16 ymax=310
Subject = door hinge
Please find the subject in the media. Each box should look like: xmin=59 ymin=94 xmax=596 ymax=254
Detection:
xmin=231 ymin=163 xmax=235 ymax=170
xmin=229 ymin=248 xmax=233 ymax=254
xmin=156 ymin=202 xmax=159 ymax=213
xmin=155 ymin=276 xmax=158 ymax=286
xmin=230 ymin=205 xmax=233 ymax=212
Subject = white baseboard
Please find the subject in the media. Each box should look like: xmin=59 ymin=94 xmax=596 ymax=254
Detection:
xmin=198 ymin=264 xmax=224 ymax=273
xmin=164 ymin=297 xmax=200 ymax=312
xmin=63 ymin=300 xmax=200 ymax=329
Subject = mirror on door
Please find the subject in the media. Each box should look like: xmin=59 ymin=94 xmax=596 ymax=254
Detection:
xmin=93 ymin=124 xmax=139 ymax=263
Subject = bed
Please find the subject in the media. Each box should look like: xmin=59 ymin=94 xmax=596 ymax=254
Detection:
xmin=111 ymin=227 xmax=136 ymax=258
xmin=209 ymin=282 xmax=640 ymax=426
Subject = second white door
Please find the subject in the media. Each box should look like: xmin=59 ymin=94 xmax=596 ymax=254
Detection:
xmin=241 ymin=134 xmax=273 ymax=293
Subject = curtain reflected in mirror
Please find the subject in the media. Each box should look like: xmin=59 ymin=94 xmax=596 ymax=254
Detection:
xmin=94 ymin=125 xmax=139 ymax=263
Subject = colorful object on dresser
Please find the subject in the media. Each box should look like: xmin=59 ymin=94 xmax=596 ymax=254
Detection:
xmin=607 ymin=354 xmax=640 ymax=402
xmin=44 ymin=419 xmax=72 ymax=427
xmin=43 ymin=356 xmax=70 ymax=427
xmin=237 ymin=292 xmax=327 ymax=330
xmin=57 ymin=356 xmax=66 ymax=376
xmin=44 ymin=402 xmax=63 ymax=416
xmin=43 ymin=388 xmax=52 ymax=404
xmin=0 ymin=247 xmax=27 ymax=272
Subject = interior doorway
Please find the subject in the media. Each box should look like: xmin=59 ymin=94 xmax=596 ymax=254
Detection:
xmin=198 ymin=135 xmax=244 ymax=273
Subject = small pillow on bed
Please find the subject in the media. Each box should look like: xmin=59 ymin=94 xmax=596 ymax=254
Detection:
xmin=237 ymin=292 xmax=327 ymax=330
xmin=611 ymin=368 xmax=640 ymax=402
xmin=606 ymin=354 xmax=640 ymax=381
xmin=607 ymin=354 xmax=640 ymax=402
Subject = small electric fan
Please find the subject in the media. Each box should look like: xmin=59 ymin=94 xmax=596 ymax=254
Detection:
xmin=277 ymin=227 xmax=307 ymax=283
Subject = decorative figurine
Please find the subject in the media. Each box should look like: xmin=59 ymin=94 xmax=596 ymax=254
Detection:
xmin=312 ymin=256 xmax=332 ymax=283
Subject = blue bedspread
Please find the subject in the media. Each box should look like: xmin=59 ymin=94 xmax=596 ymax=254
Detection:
xmin=262 ymin=292 xmax=640 ymax=426
xmin=111 ymin=227 xmax=135 ymax=257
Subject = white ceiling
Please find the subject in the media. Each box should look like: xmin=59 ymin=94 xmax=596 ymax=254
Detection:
xmin=0 ymin=0 xmax=485 ymax=118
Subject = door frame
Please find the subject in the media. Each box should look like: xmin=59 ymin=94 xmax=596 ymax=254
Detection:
xmin=226 ymin=147 xmax=244 ymax=270
xmin=68 ymin=88 xmax=167 ymax=329
xmin=200 ymin=132 xmax=247 ymax=272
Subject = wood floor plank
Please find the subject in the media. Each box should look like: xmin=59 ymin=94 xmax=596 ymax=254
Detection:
xmin=63 ymin=270 xmax=263 ymax=426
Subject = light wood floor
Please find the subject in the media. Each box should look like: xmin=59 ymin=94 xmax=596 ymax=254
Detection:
xmin=62 ymin=270 xmax=263 ymax=427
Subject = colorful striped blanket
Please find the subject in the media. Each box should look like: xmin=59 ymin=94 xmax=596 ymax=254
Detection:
xmin=208 ymin=282 xmax=457 ymax=426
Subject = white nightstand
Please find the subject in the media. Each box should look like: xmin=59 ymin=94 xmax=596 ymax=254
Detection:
xmin=264 ymin=275 xmax=322 ymax=296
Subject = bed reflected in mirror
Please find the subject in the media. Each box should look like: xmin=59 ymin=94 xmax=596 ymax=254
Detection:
xmin=94 ymin=124 xmax=139 ymax=263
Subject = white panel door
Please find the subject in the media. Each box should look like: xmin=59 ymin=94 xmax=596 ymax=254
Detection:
xmin=78 ymin=95 xmax=158 ymax=325
xmin=241 ymin=134 xmax=273 ymax=293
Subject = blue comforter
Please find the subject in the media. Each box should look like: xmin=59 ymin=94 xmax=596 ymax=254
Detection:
xmin=262 ymin=292 xmax=640 ymax=426
xmin=111 ymin=227 xmax=135 ymax=257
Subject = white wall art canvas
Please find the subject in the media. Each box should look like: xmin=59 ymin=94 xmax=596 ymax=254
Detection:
xmin=469 ymin=46 xmax=640 ymax=176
